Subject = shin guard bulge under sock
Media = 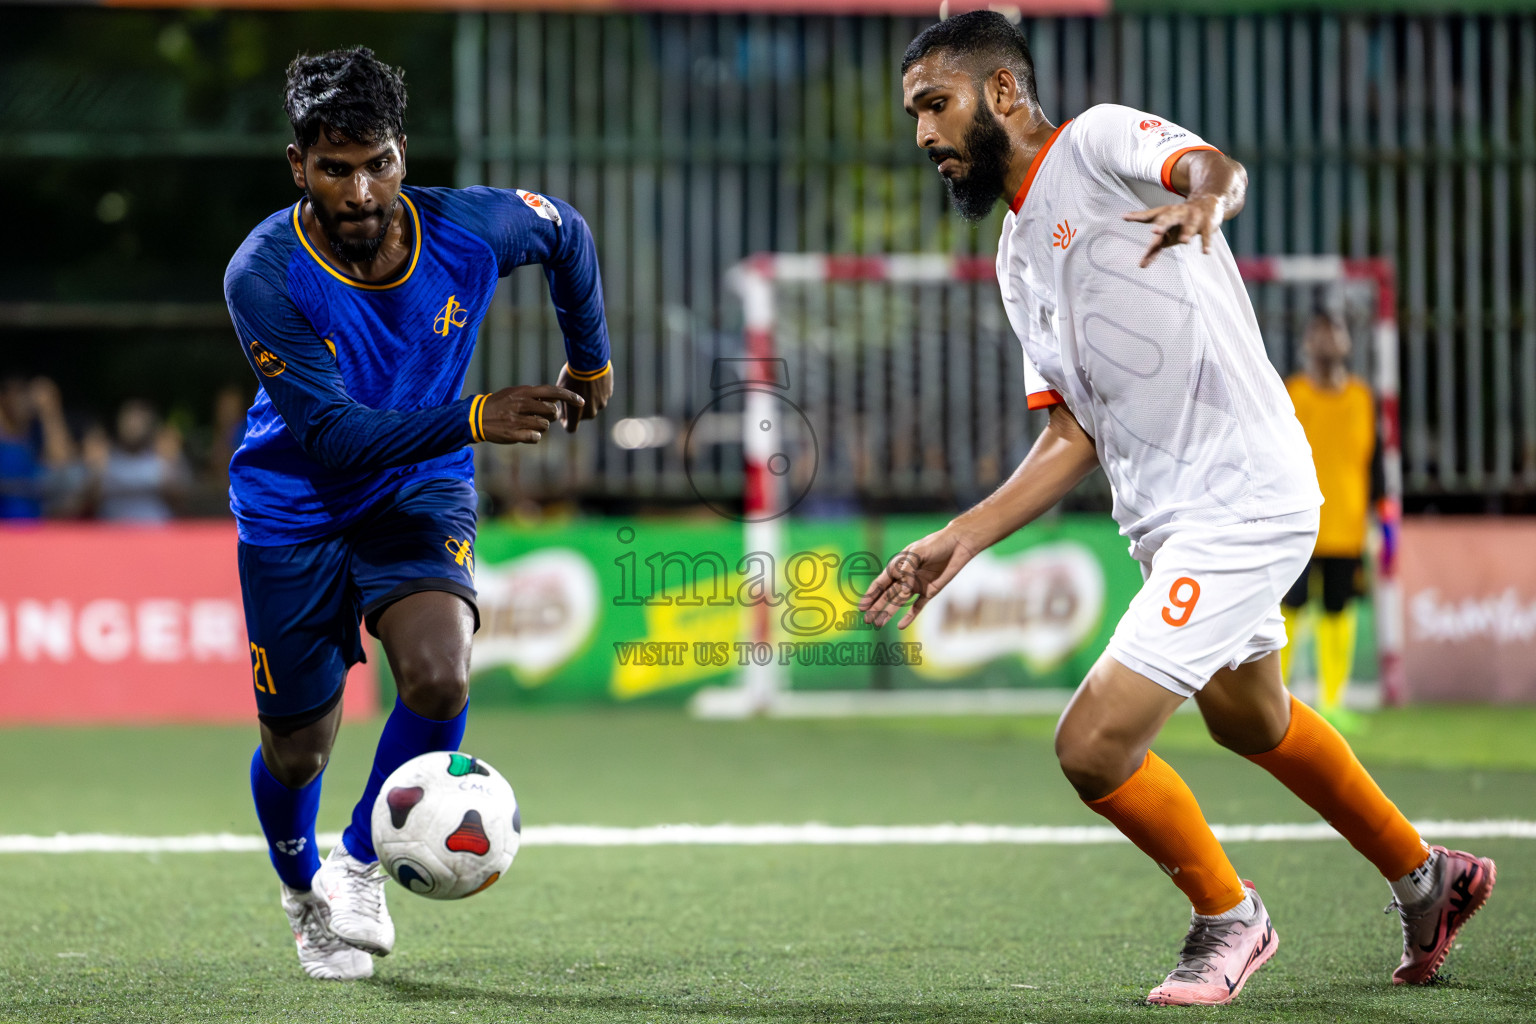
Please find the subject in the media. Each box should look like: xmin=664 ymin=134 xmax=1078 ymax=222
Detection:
xmin=1086 ymin=751 xmax=1247 ymax=916
xmin=250 ymin=748 xmax=324 ymax=891
xmin=1246 ymin=695 xmax=1427 ymax=879
xmin=342 ymin=696 xmax=469 ymax=862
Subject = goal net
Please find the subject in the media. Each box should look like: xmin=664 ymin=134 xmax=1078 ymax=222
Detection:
xmin=690 ymin=253 xmax=1402 ymax=718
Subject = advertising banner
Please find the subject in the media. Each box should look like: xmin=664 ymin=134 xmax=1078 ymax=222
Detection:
xmin=1400 ymin=518 xmax=1536 ymax=703
xmin=875 ymin=514 xmax=1144 ymax=690
xmin=466 ymin=517 xmax=747 ymax=705
xmin=459 ymin=513 xmax=1144 ymax=705
xmin=0 ymin=523 xmax=377 ymax=724
xmin=2 ymin=514 xmax=1409 ymax=717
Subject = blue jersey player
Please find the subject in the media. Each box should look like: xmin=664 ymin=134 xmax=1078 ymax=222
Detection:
xmin=225 ymin=48 xmax=614 ymax=980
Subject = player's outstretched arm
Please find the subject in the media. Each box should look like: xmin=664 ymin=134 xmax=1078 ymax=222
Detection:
xmin=447 ymin=187 xmax=614 ymax=433
xmin=538 ymin=202 xmax=613 ymax=433
xmin=860 ymin=405 xmax=1100 ymax=628
xmin=1122 ymin=150 xmax=1247 ymax=268
xmin=479 ymin=385 xmax=585 ymax=444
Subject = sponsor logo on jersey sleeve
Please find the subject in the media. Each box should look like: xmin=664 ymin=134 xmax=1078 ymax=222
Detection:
xmin=249 ymin=341 xmax=287 ymax=377
xmin=515 ymin=189 xmax=563 ymax=225
xmin=1139 ymin=119 xmax=1162 ymax=131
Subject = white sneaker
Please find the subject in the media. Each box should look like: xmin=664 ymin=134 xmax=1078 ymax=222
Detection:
xmin=1146 ymin=882 xmax=1278 ymax=1006
xmin=281 ymin=884 xmax=373 ymax=981
xmin=314 ymin=842 xmax=395 ymax=956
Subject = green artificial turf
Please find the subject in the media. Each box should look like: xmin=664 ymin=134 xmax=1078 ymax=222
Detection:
xmin=1 ymin=707 xmax=1532 ymax=1023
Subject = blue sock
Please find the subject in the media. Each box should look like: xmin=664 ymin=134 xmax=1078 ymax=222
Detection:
xmin=250 ymin=748 xmax=323 ymax=891
xmin=343 ymin=696 xmax=468 ymax=862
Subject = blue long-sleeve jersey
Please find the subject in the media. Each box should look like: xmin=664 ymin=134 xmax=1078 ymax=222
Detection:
xmin=224 ymin=185 xmax=610 ymax=545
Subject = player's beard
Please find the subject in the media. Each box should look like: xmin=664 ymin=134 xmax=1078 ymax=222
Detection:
xmin=942 ymin=105 xmax=1013 ymax=222
xmin=309 ymin=193 xmax=397 ymax=264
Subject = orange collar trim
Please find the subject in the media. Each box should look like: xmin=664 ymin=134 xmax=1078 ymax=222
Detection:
xmin=1008 ymin=119 xmax=1073 ymax=216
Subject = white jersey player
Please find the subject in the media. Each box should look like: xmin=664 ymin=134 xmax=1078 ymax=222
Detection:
xmin=996 ymin=101 xmax=1323 ymax=697
xmin=863 ymin=10 xmax=1495 ymax=1009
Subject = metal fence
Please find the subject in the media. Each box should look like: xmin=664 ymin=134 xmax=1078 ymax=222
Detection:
xmin=451 ymin=11 xmax=1536 ymax=507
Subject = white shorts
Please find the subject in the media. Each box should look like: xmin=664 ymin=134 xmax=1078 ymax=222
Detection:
xmin=1106 ymin=510 xmax=1319 ymax=698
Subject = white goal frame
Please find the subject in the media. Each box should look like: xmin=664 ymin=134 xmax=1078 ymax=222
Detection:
xmin=690 ymin=253 xmax=1404 ymax=719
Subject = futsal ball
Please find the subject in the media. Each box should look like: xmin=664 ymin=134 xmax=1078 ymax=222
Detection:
xmin=371 ymin=751 xmax=521 ymax=900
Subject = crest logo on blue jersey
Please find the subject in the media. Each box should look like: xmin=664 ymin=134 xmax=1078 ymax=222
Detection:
xmin=434 ymin=294 xmax=469 ymax=337
xmin=445 ymin=537 xmax=475 ymax=574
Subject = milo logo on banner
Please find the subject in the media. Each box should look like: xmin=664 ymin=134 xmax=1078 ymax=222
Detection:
xmin=472 ymin=549 xmax=600 ymax=684
xmin=908 ymin=542 xmax=1106 ymax=678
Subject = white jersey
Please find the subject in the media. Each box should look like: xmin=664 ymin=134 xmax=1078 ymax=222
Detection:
xmin=997 ymin=104 xmax=1322 ymax=560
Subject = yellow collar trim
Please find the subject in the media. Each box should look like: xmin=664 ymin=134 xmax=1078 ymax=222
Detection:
xmin=292 ymin=193 xmax=422 ymax=291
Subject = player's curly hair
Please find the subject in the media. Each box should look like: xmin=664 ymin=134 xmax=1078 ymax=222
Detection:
xmin=284 ymin=47 xmax=407 ymax=151
xmin=901 ymin=11 xmax=1038 ymax=107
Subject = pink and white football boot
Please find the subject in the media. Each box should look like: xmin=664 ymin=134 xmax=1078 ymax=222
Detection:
xmin=1390 ymin=845 xmax=1496 ymax=985
xmin=1146 ymin=882 xmax=1278 ymax=1006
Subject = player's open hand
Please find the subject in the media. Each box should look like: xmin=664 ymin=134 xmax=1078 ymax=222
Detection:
xmin=481 ymin=385 xmax=584 ymax=445
xmin=555 ymin=364 xmax=614 ymax=434
xmin=1122 ymin=195 xmax=1225 ymax=268
xmin=858 ymin=527 xmax=982 ymax=630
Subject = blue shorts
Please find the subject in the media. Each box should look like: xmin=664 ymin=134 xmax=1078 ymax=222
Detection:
xmin=238 ymin=476 xmax=479 ymax=728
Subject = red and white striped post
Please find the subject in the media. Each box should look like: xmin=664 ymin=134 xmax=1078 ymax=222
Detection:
xmin=735 ymin=256 xmax=783 ymax=711
xmin=725 ymin=255 xmax=997 ymax=712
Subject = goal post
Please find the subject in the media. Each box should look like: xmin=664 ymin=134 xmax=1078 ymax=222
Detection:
xmin=689 ymin=253 xmax=1403 ymax=719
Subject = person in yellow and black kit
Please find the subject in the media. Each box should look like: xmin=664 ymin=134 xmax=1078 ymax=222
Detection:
xmin=1282 ymin=313 xmax=1375 ymax=732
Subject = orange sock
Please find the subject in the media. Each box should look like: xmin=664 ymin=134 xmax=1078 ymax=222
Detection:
xmin=1246 ymin=695 xmax=1428 ymax=879
xmin=1086 ymin=751 xmax=1246 ymax=916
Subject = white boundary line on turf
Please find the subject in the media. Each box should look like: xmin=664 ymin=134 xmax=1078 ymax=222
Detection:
xmin=692 ymin=682 xmax=1382 ymax=718
xmin=2 ymin=819 xmax=1535 ymax=853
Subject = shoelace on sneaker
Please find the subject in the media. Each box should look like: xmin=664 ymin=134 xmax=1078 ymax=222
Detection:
xmin=1384 ymin=896 xmax=1431 ymax=952
xmin=339 ymin=858 xmax=388 ymax=919
xmin=292 ymin=898 xmax=348 ymax=953
xmin=1166 ymin=919 xmax=1240 ymax=983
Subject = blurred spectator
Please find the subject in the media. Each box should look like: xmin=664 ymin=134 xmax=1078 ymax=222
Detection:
xmin=208 ymin=384 xmax=249 ymax=488
xmin=85 ymin=399 xmax=190 ymax=522
xmin=0 ymin=376 xmax=78 ymax=519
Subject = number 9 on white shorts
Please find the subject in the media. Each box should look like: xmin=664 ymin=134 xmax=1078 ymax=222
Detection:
xmin=1105 ymin=510 xmax=1320 ymax=698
